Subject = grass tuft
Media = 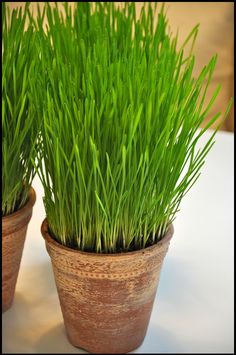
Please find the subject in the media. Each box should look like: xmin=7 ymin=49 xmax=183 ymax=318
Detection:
xmin=2 ymin=3 xmax=40 ymax=216
xmin=32 ymin=3 xmax=232 ymax=252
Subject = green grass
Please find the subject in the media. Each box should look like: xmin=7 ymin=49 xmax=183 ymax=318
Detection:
xmin=2 ymin=3 xmax=40 ymax=216
xmin=31 ymin=2 xmax=231 ymax=252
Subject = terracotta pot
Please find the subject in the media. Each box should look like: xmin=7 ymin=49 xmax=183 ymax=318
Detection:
xmin=41 ymin=218 xmax=174 ymax=354
xmin=2 ymin=187 xmax=36 ymax=312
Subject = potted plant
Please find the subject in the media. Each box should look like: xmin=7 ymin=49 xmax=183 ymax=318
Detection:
xmin=2 ymin=3 xmax=38 ymax=312
xmin=32 ymin=3 xmax=231 ymax=353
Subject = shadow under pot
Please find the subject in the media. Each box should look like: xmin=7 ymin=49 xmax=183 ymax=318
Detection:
xmin=2 ymin=187 xmax=36 ymax=312
xmin=41 ymin=218 xmax=173 ymax=354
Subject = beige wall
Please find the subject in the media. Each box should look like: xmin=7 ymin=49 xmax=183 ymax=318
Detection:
xmin=6 ymin=2 xmax=234 ymax=131
xmin=153 ymin=2 xmax=234 ymax=132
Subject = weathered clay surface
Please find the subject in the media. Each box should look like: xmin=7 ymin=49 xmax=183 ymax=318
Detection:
xmin=2 ymin=187 xmax=36 ymax=312
xmin=42 ymin=219 xmax=173 ymax=354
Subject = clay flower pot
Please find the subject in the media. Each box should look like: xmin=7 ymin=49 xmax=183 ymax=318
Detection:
xmin=2 ymin=187 xmax=36 ymax=312
xmin=41 ymin=218 xmax=174 ymax=354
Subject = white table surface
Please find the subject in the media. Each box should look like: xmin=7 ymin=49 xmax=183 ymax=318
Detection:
xmin=2 ymin=130 xmax=234 ymax=354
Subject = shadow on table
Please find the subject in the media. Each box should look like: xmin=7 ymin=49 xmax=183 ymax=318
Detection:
xmin=17 ymin=260 xmax=56 ymax=300
xmin=157 ymin=255 xmax=197 ymax=307
xmin=3 ymin=261 xmax=56 ymax=316
xmin=130 ymin=324 xmax=183 ymax=353
xmin=2 ymin=261 xmax=61 ymax=353
xmin=34 ymin=323 xmax=87 ymax=354
xmin=34 ymin=323 xmax=180 ymax=354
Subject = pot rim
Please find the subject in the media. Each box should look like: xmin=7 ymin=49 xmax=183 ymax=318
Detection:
xmin=2 ymin=186 xmax=36 ymax=222
xmin=41 ymin=218 xmax=174 ymax=259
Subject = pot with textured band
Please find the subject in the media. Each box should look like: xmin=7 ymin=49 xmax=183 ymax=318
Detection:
xmin=2 ymin=187 xmax=36 ymax=313
xmin=41 ymin=218 xmax=173 ymax=354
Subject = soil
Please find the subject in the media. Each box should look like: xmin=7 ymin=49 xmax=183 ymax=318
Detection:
xmin=48 ymin=225 xmax=165 ymax=254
